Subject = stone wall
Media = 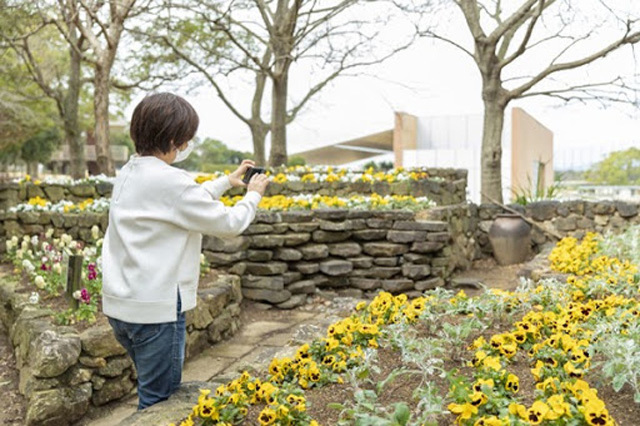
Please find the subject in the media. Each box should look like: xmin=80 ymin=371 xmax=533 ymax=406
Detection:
xmin=2 ymin=200 xmax=639 ymax=267
xmin=202 ymin=209 xmax=453 ymax=306
xmin=473 ymin=200 xmax=640 ymax=257
xmin=0 ymin=274 xmax=242 ymax=426
xmin=0 ymin=167 xmax=468 ymax=209
xmin=0 ymin=210 xmax=107 ymax=242
xmin=0 ymin=182 xmax=113 ymax=210
xmin=421 ymin=200 xmax=640 ymax=260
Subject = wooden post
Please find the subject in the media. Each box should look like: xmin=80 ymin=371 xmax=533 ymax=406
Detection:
xmin=66 ymin=255 xmax=83 ymax=309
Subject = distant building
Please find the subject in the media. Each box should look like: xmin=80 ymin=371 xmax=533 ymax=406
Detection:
xmin=294 ymin=108 xmax=554 ymax=203
xmin=559 ymin=183 xmax=640 ymax=202
xmin=49 ymin=121 xmax=130 ymax=175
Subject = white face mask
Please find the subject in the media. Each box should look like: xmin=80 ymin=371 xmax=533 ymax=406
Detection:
xmin=173 ymin=142 xmax=194 ymax=163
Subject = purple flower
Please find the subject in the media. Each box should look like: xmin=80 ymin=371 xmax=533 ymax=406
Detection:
xmin=87 ymin=263 xmax=97 ymax=280
xmin=40 ymin=263 xmax=48 ymax=271
xmin=80 ymin=288 xmax=91 ymax=304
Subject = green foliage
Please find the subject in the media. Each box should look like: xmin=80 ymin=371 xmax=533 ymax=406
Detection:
xmin=585 ymin=147 xmax=640 ymax=185
xmin=513 ymin=172 xmax=563 ymax=206
xmin=0 ymin=43 xmax=58 ymax=152
xmin=20 ymin=127 xmax=61 ymax=163
xmin=175 ymin=138 xmax=253 ymax=172
xmin=287 ymin=155 xmax=306 ymax=167
xmin=110 ymin=130 xmax=134 ymax=155
xmin=363 ymin=160 xmax=394 ymax=171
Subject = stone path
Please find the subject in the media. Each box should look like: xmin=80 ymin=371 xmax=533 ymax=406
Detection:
xmin=79 ymin=297 xmax=357 ymax=425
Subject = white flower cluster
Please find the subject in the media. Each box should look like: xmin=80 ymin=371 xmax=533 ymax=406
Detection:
xmin=9 ymin=197 xmax=111 ymax=213
xmin=14 ymin=174 xmax=115 ymax=186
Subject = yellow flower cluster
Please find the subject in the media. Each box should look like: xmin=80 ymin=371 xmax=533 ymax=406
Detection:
xmin=28 ymin=196 xmax=48 ymax=207
xmin=218 ymin=193 xmax=432 ymax=211
xmin=62 ymin=198 xmax=95 ymax=213
xmin=180 ymin=292 xmax=430 ymax=426
xmin=192 ymin=165 xmax=433 ymax=186
xmin=175 ymin=372 xmax=316 ymax=426
xmin=548 ymin=232 xmax=599 ymax=275
xmin=449 ymin=233 xmax=640 ymax=425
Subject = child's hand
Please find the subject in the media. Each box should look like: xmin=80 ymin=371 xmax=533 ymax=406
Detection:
xmin=247 ymin=173 xmax=270 ymax=196
xmin=228 ymin=160 xmax=255 ymax=187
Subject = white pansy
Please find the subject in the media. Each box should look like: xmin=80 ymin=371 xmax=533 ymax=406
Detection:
xmin=16 ymin=249 xmax=23 ymax=259
xmin=34 ymin=276 xmax=45 ymax=289
xmin=91 ymin=225 xmax=100 ymax=240
xmin=52 ymin=263 xmax=62 ymax=274
xmin=72 ymin=290 xmax=82 ymax=300
xmin=31 ymin=235 xmax=38 ymax=246
xmin=28 ymin=292 xmax=40 ymax=304
xmin=22 ymin=259 xmax=35 ymax=272
xmin=45 ymin=228 xmax=54 ymax=238
xmin=6 ymin=240 xmax=14 ymax=251
xmin=21 ymin=241 xmax=29 ymax=251
xmin=11 ymin=236 xmax=18 ymax=245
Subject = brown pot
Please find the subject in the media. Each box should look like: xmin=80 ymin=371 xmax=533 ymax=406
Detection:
xmin=488 ymin=214 xmax=531 ymax=265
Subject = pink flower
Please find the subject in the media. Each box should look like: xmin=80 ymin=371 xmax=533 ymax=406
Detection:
xmin=80 ymin=288 xmax=91 ymax=304
xmin=87 ymin=263 xmax=97 ymax=280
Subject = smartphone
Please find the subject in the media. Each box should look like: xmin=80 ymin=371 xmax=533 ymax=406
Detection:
xmin=242 ymin=167 xmax=266 ymax=184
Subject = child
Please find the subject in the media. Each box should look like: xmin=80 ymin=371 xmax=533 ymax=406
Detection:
xmin=101 ymin=92 xmax=269 ymax=409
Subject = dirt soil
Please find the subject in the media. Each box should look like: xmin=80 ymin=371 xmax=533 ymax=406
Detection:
xmin=452 ymin=257 xmax=526 ymax=296
xmin=0 ymin=321 xmax=26 ymax=425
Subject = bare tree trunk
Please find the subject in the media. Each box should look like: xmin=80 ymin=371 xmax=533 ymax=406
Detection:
xmin=480 ymin=96 xmax=507 ymax=204
xmin=65 ymin=39 xmax=85 ymax=179
xmin=27 ymin=162 xmax=38 ymax=178
xmin=269 ymin=73 xmax=289 ymax=167
xmin=250 ymin=123 xmax=268 ymax=166
xmin=94 ymin=65 xmax=114 ymax=176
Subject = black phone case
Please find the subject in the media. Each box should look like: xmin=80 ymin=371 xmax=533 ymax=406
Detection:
xmin=242 ymin=167 xmax=266 ymax=184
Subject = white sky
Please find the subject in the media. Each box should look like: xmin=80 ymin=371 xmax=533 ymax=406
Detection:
xmin=127 ymin=1 xmax=640 ymax=170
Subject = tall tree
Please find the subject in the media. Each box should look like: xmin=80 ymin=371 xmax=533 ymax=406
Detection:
xmin=418 ymin=0 xmax=640 ymax=203
xmin=69 ymin=0 xmax=151 ymax=175
xmin=155 ymin=0 xmax=413 ymax=166
xmin=0 ymin=1 xmax=88 ymax=178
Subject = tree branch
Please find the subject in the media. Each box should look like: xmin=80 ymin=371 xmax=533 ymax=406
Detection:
xmin=159 ymin=34 xmax=251 ymax=125
xmin=509 ymin=27 xmax=640 ymax=99
xmin=487 ymin=0 xmax=540 ymax=44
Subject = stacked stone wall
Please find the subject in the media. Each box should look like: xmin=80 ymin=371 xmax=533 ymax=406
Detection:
xmin=203 ymin=209 xmax=453 ymax=307
xmin=0 ymin=274 xmax=241 ymax=425
xmin=422 ymin=200 xmax=640 ymax=260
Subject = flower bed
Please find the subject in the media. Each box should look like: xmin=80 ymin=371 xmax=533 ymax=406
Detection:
xmin=166 ymin=225 xmax=640 ymax=426
xmin=5 ymin=231 xmax=103 ymax=325
xmin=0 ymin=166 xmax=467 ymax=210
xmin=195 ymin=166 xmax=442 ymax=185
xmin=4 ymin=231 xmax=207 ymax=325
xmin=9 ymin=197 xmax=110 ymax=213
xmin=220 ymin=194 xmax=434 ymax=211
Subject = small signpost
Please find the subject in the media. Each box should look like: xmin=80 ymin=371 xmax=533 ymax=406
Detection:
xmin=65 ymin=255 xmax=83 ymax=309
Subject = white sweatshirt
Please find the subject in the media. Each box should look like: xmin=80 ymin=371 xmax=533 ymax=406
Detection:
xmin=101 ymin=155 xmax=260 ymax=323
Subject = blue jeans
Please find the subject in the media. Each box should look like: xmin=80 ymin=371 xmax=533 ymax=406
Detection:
xmin=108 ymin=294 xmax=186 ymax=410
